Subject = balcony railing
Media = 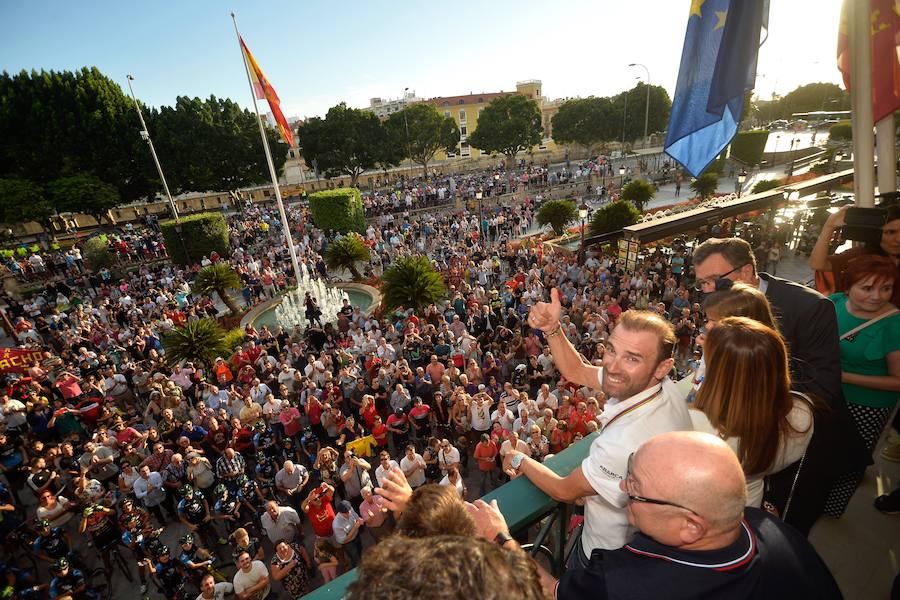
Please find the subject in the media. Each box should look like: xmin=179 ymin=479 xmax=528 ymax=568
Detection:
xmin=301 ymin=432 xmax=597 ymax=599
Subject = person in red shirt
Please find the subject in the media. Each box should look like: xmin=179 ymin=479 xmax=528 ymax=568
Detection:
xmin=360 ymin=396 xmax=378 ymax=431
xmin=279 ymin=401 xmax=303 ymax=439
xmin=214 ymin=358 xmax=234 ymax=387
xmin=567 ymin=401 xmax=590 ymax=437
xmin=230 ymin=417 xmax=253 ymax=452
xmin=473 ymin=433 xmax=499 ymax=495
xmin=371 ymin=415 xmax=389 ymax=452
xmin=306 ymin=396 xmax=325 ymax=441
xmin=302 ymin=482 xmax=336 ymax=538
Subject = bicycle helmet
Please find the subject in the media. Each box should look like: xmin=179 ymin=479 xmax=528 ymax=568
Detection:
xmin=255 ymin=451 xmax=268 ymax=464
xmin=33 ymin=518 xmax=51 ymax=529
xmin=50 ymin=557 xmax=69 ymax=574
xmin=178 ymin=533 xmax=194 ymax=546
xmin=252 ymin=421 xmax=266 ymax=432
xmin=214 ymin=483 xmax=228 ymax=498
xmin=180 ymin=485 xmax=195 ymax=499
xmin=236 ymin=474 xmax=250 ymax=488
xmin=157 ymin=545 xmax=170 ymax=557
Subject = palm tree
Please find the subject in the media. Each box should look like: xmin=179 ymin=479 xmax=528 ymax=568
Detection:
xmin=193 ymin=263 xmax=243 ymax=315
xmin=381 ymin=256 xmax=447 ymax=313
xmin=162 ymin=319 xmax=229 ymax=369
xmin=691 ymin=173 xmax=719 ymax=201
xmin=619 ymin=180 xmax=656 ymax=213
xmin=325 ymin=234 xmax=371 ymax=280
xmin=536 ymin=200 xmax=578 ymax=236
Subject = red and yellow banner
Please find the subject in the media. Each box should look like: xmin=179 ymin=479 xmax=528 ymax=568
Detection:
xmin=239 ymin=35 xmax=295 ymax=148
xmin=0 ymin=347 xmax=43 ymax=373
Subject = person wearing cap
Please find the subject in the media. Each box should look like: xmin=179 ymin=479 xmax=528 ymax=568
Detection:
xmin=332 ymin=500 xmax=364 ymax=568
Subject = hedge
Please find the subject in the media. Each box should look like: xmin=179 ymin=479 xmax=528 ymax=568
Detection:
xmin=730 ymin=130 xmax=769 ymax=166
xmin=160 ymin=212 xmax=229 ymax=266
xmin=308 ymin=188 xmax=366 ymax=234
xmin=829 ymin=121 xmax=852 ymax=141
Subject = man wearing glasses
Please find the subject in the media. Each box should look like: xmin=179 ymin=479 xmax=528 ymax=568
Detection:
xmin=512 ymin=299 xmax=691 ymax=568
xmin=551 ymin=431 xmax=841 ymax=599
xmin=692 ymin=237 xmax=867 ymax=536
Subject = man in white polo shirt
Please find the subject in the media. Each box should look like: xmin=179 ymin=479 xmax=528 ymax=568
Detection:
xmin=506 ymin=292 xmax=691 ymax=568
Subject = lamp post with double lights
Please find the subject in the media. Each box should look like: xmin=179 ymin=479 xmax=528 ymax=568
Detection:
xmin=628 ymin=63 xmax=651 ymax=148
xmin=737 ymin=168 xmax=747 ymax=197
xmin=403 ymin=87 xmax=414 ymax=183
xmin=578 ymin=201 xmax=589 ymax=261
xmin=476 ymin=190 xmax=484 ymax=241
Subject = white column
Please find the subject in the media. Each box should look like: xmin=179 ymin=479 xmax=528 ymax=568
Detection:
xmin=876 ymin=114 xmax=897 ymax=194
xmin=849 ymin=0 xmax=875 ymax=208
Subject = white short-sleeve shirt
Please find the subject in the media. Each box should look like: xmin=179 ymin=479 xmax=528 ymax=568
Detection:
xmin=579 ymin=375 xmax=691 ymax=559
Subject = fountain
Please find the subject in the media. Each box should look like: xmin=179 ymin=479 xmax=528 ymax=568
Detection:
xmin=273 ymin=262 xmax=349 ymax=326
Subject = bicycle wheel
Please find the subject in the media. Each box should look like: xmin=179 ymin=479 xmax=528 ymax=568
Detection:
xmin=112 ymin=547 xmax=135 ymax=582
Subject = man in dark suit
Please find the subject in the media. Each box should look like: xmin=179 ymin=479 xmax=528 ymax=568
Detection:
xmin=692 ymin=237 xmax=869 ymax=535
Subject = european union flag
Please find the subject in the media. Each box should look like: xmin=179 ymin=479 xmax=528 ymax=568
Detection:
xmin=664 ymin=0 xmax=767 ymax=177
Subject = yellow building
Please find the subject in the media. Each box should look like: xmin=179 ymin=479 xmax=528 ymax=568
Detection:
xmin=425 ymin=80 xmax=560 ymax=161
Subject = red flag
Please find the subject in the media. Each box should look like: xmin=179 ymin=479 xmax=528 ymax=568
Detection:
xmin=837 ymin=0 xmax=900 ymax=122
xmin=0 ymin=347 xmax=44 ymax=373
xmin=239 ymin=36 xmax=295 ymax=147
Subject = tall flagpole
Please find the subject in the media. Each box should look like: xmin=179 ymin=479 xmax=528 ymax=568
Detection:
xmin=848 ymin=0 xmax=875 ymax=208
xmin=230 ymin=12 xmax=303 ymax=286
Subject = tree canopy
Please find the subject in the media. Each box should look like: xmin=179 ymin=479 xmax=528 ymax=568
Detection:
xmin=619 ymin=180 xmax=656 ymax=213
xmin=469 ymin=94 xmax=543 ymax=162
xmin=551 ymin=97 xmax=618 ymax=154
xmin=589 ymin=202 xmax=641 ymax=236
xmin=536 ymin=200 xmax=578 ymax=236
xmin=47 ymin=174 xmax=120 ymax=225
xmin=0 ymin=178 xmax=54 ymax=229
xmin=149 ymin=95 xmax=286 ymax=194
xmin=613 ymin=83 xmax=672 ymax=145
xmin=298 ymin=103 xmax=387 ymax=186
xmin=756 ymin=82 xmax=850 ymax=121
xmin=387 ymin=104 xmax=459 ymax=177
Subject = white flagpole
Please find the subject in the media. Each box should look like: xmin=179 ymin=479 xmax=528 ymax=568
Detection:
xmin=230 ymin=12 xmax=303 ymax=286
xmin=848 ymin=0 xmax=875 ymax=208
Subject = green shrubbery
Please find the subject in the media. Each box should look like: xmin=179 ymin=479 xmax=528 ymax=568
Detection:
xmin=829 ymin=121 xmax=852 ymax=141
xmin=309 ymin=188 xmax=366 ymax=234
xmin=589 ymin=202 xmax=641 ymax=236
xmin=730 ymin=130 xmax=769 ymax=166
xmin=160 ymin=212 xmax=229 ymax=266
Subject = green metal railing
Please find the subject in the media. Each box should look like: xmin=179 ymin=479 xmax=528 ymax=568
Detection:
xmin=301 ymin=432 xmax=597 ymax=599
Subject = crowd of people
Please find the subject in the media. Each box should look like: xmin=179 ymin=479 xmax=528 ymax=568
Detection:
xmin=0 ymin=174 xmax=897 ymax=599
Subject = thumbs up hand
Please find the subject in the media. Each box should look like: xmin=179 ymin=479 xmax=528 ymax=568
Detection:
xmin=528 ymin=287 xmax=562 ymax=333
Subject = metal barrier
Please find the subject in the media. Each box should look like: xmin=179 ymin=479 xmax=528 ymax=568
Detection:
xmin=300 ymin=432 xmax=597 ymax=599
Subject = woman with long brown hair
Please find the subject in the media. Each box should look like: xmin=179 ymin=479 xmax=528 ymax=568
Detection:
xmin=691 ymin=316 xmax=813 ymax=508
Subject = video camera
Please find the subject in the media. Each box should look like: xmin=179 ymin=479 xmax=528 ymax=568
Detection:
xmin=842 ymin=192 xmax=900 ymax=245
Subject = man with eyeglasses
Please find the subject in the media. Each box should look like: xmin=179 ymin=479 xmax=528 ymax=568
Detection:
xmin=548 ymin=431 xmax=841 ymax=599
xmin=514 ymin=299 xmax=691 ymax=568
xmin=692 ymin=236 xmax=868 ymax=536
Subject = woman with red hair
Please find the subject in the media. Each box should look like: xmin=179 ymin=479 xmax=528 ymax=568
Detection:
xmin=824 ymin=254 xmax=900 ymax=517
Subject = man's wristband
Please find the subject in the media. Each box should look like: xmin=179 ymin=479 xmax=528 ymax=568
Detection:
xmin=494 ymin=530 xmax=513 ymax=546
xmin=545 ymin=324 xmax=563 ymax=339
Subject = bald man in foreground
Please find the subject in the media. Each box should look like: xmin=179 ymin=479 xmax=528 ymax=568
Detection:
xmin=468 ymin=431 xmax=841 ymax=599
xmin=554 ymin=431 xmax=842 ymax=599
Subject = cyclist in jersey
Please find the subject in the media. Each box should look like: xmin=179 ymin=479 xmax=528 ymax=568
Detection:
xmin=78 ymin=503 xmax=119 ymax=574
xmin=141 ymin=545 xmax=182 ymax=599
xmin=212 ymin=484 xmax=243 ymax=536
xmin=49 ymin=557 xmax=97 ymax=600
xmin=177 ymin=485 xmax=223 ymax=550
xmin=32 ymin=519 xmax=73 ymax=563
xmin=253 ymin=452 xmax=277 ymax=498
xmin=236 ymin=475 xmax=267 ymax=521
xmin=177 ymin=533 xmax=216 ymax=586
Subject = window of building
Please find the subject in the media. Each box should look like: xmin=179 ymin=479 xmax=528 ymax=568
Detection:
xmin=458 ymin=99 xmax=464 ymax=105
xmin=444 ymin=111 xmax=451 ymax=118
xmin=459 ymin=110 xmax=466 ymax=122
xmin=442 ymin=101 xmax=449 ymax=107
xmin=460 ymin=142 xmax=470 ymax=157
xmin=478 ymin=97 xmax=484 ymax=103
xmin=459 ymin=125 xmax=467 ymax=137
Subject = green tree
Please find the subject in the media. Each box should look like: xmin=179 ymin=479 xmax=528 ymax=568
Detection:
xmin=0 ymin=68 xmax=156 ymax=201
xmin=298 ymin=103 xmax=387 ymax=186
xmin=192 ymin=263 xmax=243 ymax=316
xmin=551 ymin=97 xmax=617 ymax=155
xmin=381 ymin=256 xmax=447 ymax=313
xmin=691 ymin=173 xmax=719 ymax=201
xmin=325 ymin=234 xmax=371 ymax=280
xmin=469 ymin=94 xmax=543 ymax=165
xmin=773 ymin=82 xmax=849 ymax=120
xmin=149 ymin=95 xmax=286 ymax=194
xmin=82 ymin=236 xmax=115 ymax=270
xmin=536 ymin=200 xmax=578 ymax=236
xmin=162 ymin=319 xmax=229 ymax=369
xmin=751 ymin=179 xmax=783 ymax=194
xmin=0 ymin=178 xmax=55 ymax=234
xmin=613 ymin=83 xmax=673 ymax=146
xmin=588 ymin=202 xmax=641 ymax=236
xmin=387 ymin=104 xmax=459 ymax=178
xmin=829 ymin=121 xmax=852 ymax=141
xmin=619 ymin=180 xmax=656 ymax=212
xmin=46 ymin=174 xmax=121 ymax=225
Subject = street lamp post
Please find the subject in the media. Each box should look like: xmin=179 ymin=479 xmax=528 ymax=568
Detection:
xmin=628 ymin=63 xmax=651 ymax=148
xmin=621 ymin=91 xmax=628 ymax=155
xmin=619 ymin=165 xmax=626 ymax=188
xmin=126 ymin=75 xmax=179 ymax=222
xmin=476 ymin=190 xmax=484 ymax=242
xmin=578 ymin=201 xmax=589 ymax=261
xmin=737 ymin=168 xmax=747 ymax=197
xmin=787 ymin=138 xmax=799 ymax=179
xmin=403 ymin=87 xmax=414 ymax=183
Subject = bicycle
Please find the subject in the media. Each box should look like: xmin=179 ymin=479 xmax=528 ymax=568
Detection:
xmin=99 ymin=539 xmax=135 ymax=583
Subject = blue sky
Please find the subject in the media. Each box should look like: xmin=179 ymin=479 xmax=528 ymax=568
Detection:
xmin=1 ymin=0 xmax=843 ymax=120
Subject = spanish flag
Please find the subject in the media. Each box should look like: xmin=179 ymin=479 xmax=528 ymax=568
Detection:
xmin=239 ymin=35 xmax=295 ymax=148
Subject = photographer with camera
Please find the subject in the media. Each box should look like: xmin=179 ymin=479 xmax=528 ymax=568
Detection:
xmin=810 ymin=202 xmax=900 ymax=305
